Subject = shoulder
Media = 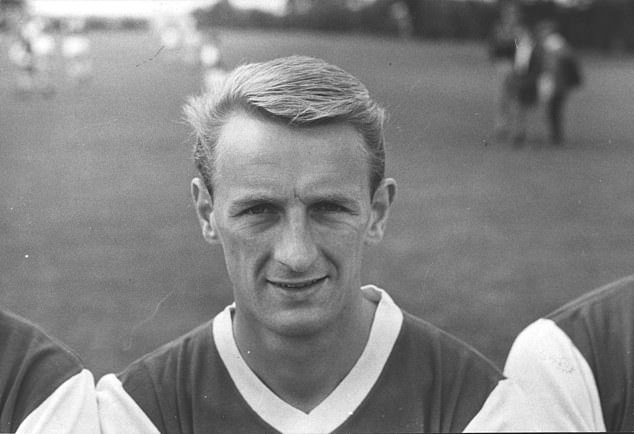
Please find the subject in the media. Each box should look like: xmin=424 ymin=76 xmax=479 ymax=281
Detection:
xmin=382 ymin=311 xmax=505 ymax=431
xmin=549 ymin=275 xmax=634 ymax=325
xmin=400 ymin=311 xmax=503 ymax=383
xmin=503 ymin=319 xmax=607 ymax=431
xmin=0 ymin=307 xmax=84 ymax=386
xmin=339 ymin=288 xmax=510 ymax=432
xmin=548 ymin=277 xmax=634 ymax=431
xmin=98 ymin=319 xmax=216 ymax=434
xmin=546 ymin=275 xmax=634 ymax=373
xmin=118 ymin=319 xmax=215 ymax=391
xmin=0 ymin=307 xmax=90 ymax=432
xmin=390 ymin=310 xmax=549 ymax=431
xmin=0 ymin=308 xmax=82 ymax=363
xmin=362 ymin=286 xmax=502 ymax=387
xmin=505 ymin=276 xmax=634 ymax=431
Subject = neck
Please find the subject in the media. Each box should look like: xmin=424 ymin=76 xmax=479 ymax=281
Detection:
xmin=233 ymin=295 xmax=376 ymax=413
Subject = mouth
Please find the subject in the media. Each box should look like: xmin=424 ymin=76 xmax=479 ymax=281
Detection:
xmin=267 ymin=276 xmax=327 ymax=290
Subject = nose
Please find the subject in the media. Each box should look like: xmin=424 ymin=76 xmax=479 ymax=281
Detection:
xmin=273 ymin=209 xmax=318 ymax=273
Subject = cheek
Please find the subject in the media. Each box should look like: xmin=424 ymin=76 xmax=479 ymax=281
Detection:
xmin=317 ymin=213 xmax=371 ymax=243
xmin=221 ymin=229 xmax=272 ymax=274
xmin=315 ymin=224 xmax=367 ymax=258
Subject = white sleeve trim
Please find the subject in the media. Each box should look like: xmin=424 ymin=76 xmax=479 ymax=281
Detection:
xmin=96 ymin=373 xmax=160 ymax=434
xmin=463 ymin=378 xmax=544 ymax=432
xmin=15 ymin=369 xmax=100 ymax=434
xmin=503 ymin=318 xmax=606 ymax=432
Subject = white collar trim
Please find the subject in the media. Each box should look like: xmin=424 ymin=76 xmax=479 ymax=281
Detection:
xmin=213 ymin=285 xmax=403 ymax=434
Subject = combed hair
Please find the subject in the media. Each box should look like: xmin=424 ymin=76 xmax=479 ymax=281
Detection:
xmin=184 ymin=55 xmax=387 ymax=198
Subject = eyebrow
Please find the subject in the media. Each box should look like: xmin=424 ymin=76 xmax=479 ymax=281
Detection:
xmin=227 ymin=194 xmax=282 ymax=213
xmin=306 ymin=192 xmax=360 ymax=209
xmin=228 ymin=192 xmax=362 ymax=213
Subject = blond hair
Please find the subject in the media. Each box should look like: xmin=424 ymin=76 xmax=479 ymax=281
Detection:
xmin=184 ymin=55 xmax=387 ymax=198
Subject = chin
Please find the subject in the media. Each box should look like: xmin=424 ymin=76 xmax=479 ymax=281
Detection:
xmin=266 ymin=308 xmax=334 ymax=338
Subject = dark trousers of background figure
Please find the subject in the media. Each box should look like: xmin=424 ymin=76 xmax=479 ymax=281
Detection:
xmin=546 ymin=92 xmax=566 ymax=145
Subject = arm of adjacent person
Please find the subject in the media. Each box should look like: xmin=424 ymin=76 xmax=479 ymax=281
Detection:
xmin=96 ymin=373 xmax=160 ymax=434
xmin=462 ymin=378 xmax=545 ymax=432
xmin=15 ymin=369 xmax=100 ymax=434
xmin=502 ymin=318 xmax=606 ymax=432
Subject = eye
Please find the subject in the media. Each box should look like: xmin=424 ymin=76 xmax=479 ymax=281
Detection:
xmin=312 ymin=202 xmax=348 ymax=214
xmin=243 ymin=204 xmax=276 ymax=215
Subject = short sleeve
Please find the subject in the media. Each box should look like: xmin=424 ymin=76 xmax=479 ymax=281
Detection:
xmin=503 ymin=318 xmax=606 ymax=431
xmin=96 ymin=373 xmax=161 ymax=434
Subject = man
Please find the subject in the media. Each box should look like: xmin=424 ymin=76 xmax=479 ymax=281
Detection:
xmin=489 ymin=1 xmax=523 ymax=140
xmin=534 ymin=20 xmax=582 ymax=145
xmin=9 ymin=16 xmax=56 ymax=97
xmin=504 ymin=275 xmax=634 ymax=432
xmin=488 ymin=2 xmax=539 ymax=145
xmin=61 ymin=18 xmax=93 ymax=83
xmin=97 ymin=56 xmax=541 ymax=432
xmin=0 ymin=307 xmax=99 ymax=433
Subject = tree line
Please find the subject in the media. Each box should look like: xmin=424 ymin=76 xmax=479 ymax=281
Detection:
xmin=194 ymin=0 xmax=634 ymax=53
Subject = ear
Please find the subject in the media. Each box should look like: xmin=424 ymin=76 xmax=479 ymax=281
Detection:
xmin=191 ymin=177 xmax=220 ymax=244
xmin=365 ymin=178 xmax=397 ymax=245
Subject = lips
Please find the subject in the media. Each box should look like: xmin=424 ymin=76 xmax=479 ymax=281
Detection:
xmin=267 ymin=276 xmax=327 ymax=290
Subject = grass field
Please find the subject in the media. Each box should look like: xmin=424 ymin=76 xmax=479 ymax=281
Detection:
xmin=1 ymin=29 xmax=633 ymax=377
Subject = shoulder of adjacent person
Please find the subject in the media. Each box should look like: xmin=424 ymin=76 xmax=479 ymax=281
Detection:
xmin=548 ymin=275 xmax=634 ymax=324
xmin=546 ymin=276 xmax=634 ymax=431
xmin=0 ymin=307 xmax=93 ymax=433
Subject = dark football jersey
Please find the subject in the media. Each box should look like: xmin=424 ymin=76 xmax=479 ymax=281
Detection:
xmin=98 ymin=286 xmax=541 ymax=433
xmin=0 ymin=308 xmax=99 ymax=433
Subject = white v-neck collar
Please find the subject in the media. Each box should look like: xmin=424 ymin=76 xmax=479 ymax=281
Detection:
xmin=213 ymin=285 xmax=403 ymax=434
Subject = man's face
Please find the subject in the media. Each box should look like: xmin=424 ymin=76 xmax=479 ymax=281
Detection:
xmin=193 ymin=111 xmax=395 ymax=337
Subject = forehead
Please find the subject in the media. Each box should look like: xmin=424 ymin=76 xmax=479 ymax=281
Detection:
xmin=213 ymin=112 xmax=370 ymax=197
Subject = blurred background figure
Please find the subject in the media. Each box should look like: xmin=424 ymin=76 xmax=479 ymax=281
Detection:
xmin=8 ymin=15 xmax=55 ymax=96
xmin=488 ymin=2 xmax=538 ymax=145
xmin=506 ymin=24 xmax=540 ymax=146
xmin=7 ymin=19 xmax=36 ymax=93
xmin=389 ymin=1 xmax=413 ymax=39
xmin=200 ymin=30 xmax=226 ymax=91
xmin=61 ymin=18 xmax=93 ymax=83
xmin=154 ymin=12 xmax=201 ymax=65
xmin=534 ymin=20 xmax=583 ymax=145
xmin=181 ymin=14 xmax=202 ymax=65
xmin=155 ymin=15 xmax=181 ymax=51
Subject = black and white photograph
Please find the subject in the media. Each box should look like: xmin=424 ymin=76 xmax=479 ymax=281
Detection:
xmin=1 ymin=0 xmax=633 ymax=432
